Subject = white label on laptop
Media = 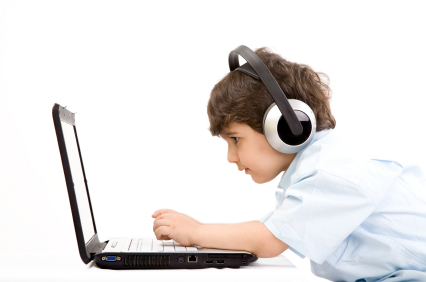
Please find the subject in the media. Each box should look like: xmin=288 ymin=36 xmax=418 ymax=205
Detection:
xmin=102 ymin=238 xmax=127 ymax=253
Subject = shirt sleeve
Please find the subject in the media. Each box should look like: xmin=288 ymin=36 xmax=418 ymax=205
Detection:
xmin=258 ymin=210 xmax=274 ymax=223
xmin=264 ymin=169 xmax=379 ymax=264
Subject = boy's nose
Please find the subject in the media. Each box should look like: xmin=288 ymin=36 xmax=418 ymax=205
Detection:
xmin=227 ymin=147 xmax=239 ymax=164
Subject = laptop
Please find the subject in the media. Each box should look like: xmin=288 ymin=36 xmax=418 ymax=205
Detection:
xmin=52 ymin=103 xmax=258 ymax=269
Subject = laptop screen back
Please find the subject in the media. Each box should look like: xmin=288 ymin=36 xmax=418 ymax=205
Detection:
xmin=61 ymin=120 xmax=96 ymax=244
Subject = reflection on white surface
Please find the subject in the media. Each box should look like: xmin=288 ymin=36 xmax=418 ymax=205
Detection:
xmin=61 ymin=121 xmax=96 ymax=243
xmin=0 ymin=252 xmax=307 ymax=282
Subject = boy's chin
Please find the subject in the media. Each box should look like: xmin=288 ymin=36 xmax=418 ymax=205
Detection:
xmin=250 ymin=174 xmax=273 ymax=184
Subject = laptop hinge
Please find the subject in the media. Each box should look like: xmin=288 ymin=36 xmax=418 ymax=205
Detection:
xmin=92 ymin=242 xmax=108 ymax=255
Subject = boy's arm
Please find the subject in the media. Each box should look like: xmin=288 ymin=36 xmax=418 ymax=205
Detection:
xmin=193 ymin=220 xmax=289 ymax=258
xmin=152 ymin=209 xmax=289 ymax=258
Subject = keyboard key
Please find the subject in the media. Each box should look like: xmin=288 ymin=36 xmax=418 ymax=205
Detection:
xmin=175 ymin=246 xmax=187 ymax=252
xmin=163 ymin=240 xmax=174 ymax=246
xmin=140 ymin=245 xmax=152 ymax=252
xmin=163 ymin=245 xmax=175 ymax=252
xmin=153 ymin=245 xmax=164 ymax=252
xmin=129 ymin=244 xmax=138 ymax=252
xmin=142 ymin=238 xmax=152 ymax=245
xmin=123 ymin=237 xmax=132 ymax=250
xmin=131 ymin=238 xmax=140 ymax=244
xmin=186 ymin=247 xmax=198 ymax=252
xmin=152 ymin=240 xmax=163 ymax=246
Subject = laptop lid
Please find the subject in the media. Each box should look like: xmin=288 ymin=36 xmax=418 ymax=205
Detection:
xmin=52 ymin=103 xmax=103 ymax=264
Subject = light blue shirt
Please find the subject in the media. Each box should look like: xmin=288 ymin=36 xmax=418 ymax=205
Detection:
xmin=260 ymin=128 xmax=426 ymax=282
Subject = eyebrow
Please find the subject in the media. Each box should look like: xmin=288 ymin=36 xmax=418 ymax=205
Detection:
xmin=221 ymin=131 xmax=239 ymax=137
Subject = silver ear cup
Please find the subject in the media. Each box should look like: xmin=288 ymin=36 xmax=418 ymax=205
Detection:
xmin=263 ymin=99 xmax=317 ymax=154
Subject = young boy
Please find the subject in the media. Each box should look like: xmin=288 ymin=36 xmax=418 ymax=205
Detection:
xmin=152 ymin=47 xmax=426 ymax=282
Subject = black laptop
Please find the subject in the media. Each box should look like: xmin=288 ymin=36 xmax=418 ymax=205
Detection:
xmin=52 ymin=103 xmax=258 ymax=269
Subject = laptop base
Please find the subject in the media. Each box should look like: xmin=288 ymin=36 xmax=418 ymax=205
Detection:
xmin=95 ymin=252 xmax=255 ymax=269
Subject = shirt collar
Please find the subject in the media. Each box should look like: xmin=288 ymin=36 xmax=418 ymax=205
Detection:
xmin=277 ymin=128 xmax=334 ymax=189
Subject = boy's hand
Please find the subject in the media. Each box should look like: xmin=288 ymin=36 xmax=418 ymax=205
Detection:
xmin=152 ymin=209 xmax=203 ymax=225
xmin=152 ymin=209 xmax=202 ymax=246
xmin=153 ymin=209 xmax=290 ymax=257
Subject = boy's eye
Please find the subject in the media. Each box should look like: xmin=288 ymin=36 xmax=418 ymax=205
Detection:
xmin=231 ymin=137 xmax=239 ymax=144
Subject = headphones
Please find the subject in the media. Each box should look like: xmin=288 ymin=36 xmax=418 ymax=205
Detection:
xmin=229 ymin=45 xmax=317 ymax=154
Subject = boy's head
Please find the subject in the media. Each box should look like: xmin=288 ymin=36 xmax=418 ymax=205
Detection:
xmin=207 ymin=47 xmax=336 ymax=184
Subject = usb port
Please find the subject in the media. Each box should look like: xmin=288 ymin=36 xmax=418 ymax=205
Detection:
xmin=205 ymin=260 xmax=213 ymax=264
xmin=216 ymin=260 xmax=224 ymax=264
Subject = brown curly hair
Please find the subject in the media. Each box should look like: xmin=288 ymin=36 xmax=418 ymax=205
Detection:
xmin=207 ymin=47 xmax=336 ymax=137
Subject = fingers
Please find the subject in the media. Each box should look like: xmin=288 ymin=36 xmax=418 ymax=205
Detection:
xmin=157 ymin=235 xmax=171 ymax=241
xmin=152 ymin=217 xmax=170 ymax=233
xmin=152 ymin=209 xmax=178 ymax=218
xmin=154 ymin=226 xmax=171 ymax=240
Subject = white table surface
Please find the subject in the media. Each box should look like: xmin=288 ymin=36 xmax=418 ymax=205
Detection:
xmin=0 ymin=252 xmax=307 ymax=282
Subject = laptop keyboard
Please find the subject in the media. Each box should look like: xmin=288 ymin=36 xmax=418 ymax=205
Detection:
xmin=128 ymin=238 xmax=198 ymax=252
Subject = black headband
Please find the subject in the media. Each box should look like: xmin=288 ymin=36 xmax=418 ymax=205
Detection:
xmin=229 ymin=45 xmax=303 ymax=136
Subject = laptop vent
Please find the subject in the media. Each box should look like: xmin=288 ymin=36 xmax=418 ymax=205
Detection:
xmin=124 ymin=255 xmax=171 ymax=267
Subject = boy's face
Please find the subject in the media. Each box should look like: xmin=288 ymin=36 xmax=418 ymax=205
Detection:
xmin=219 ymin=122 xmax=297 ymax=184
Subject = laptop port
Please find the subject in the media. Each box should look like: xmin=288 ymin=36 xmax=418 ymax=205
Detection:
xmin=188 ymin=255 xmax=198 ymax=263
xmin=205 ymin=260 xmax=213 ymax=264
xmin=106 ymin=256 xmax=117 ymax=262
xmin=216 ymin=260 xmax=225 ymax=264
xmin=242 ymin=259 xmax=247 ymax=264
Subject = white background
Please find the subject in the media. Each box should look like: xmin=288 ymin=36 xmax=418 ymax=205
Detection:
xmin=1 ymin=1 xmax=425 ymax=281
